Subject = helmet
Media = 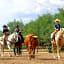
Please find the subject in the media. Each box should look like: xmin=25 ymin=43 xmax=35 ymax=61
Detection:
xmin=3 ymin=25 xmax=7 ymax=28
xmin=16 ymin=24 xmax=19 ymax=27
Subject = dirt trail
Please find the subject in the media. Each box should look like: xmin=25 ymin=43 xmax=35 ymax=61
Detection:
xmin=0 ymin=52 xmax=64 ymax=64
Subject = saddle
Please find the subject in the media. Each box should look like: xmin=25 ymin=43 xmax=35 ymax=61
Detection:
xmin=51 ymin=32 xmax=57 ymax=41
xmin=3 ymin=33 xmax=9 ymax=45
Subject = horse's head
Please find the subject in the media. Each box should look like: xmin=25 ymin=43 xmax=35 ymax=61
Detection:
xmin=59 ymin=28 xmax=64 ymax=38
xmin=60 ymin=28 xmax=64 ymax=34
xmin=13 ymin=32 xmax=18 ymax=42
xmin=26 ymin=34 xmax=38 ymax=48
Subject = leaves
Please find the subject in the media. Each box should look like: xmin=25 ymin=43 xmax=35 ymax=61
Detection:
xmin=7 ymin=19 xmax=24 ymax=33
xmin=0 ymin=8 xmax=64 ymax=45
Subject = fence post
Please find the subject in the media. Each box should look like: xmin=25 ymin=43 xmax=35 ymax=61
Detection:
xmin=48 ymin=42 xmax=52 ymax=53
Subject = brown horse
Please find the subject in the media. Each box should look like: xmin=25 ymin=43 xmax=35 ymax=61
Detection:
xmin=13 ymin=36 xmax=23 ymax=56
xmin=24 ymin=34 xmax=38 ymax=60
xmin=51 ymin=28 xmax=64 ymax=59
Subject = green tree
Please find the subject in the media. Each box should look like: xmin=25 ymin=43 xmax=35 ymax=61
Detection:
xmin=23 ymin=8 xmax=64 ymax=45
xmin=7 ymin=19 xmax=24 ymax=33
xmin=0 ymin=31 xmax=3 ymax=36
xmin=0 ymin=8 xmax=64 ymax=46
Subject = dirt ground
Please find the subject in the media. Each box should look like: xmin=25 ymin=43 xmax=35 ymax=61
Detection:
xmin=0 ymin=51 xmax=64 ymax=64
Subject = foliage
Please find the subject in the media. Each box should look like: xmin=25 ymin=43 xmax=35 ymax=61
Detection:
xmin=0 ymin=31 xmax=3 ymax=36
xmin=23 ymin=8 xmax=64 ymax=45
xmin=7 ymin=19 xmax=24 ymax=33
xmin=0 ymin=8 xmax=64 ymax=46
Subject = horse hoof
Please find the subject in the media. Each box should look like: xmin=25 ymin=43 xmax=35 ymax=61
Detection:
xmin=14 ymin=53 xmax=16 ymax=56
xmin=1 ymin=54 xmax=4 ymax=57
xmin=58 ymin=56 xmax=60 ymax=59
xmin=32 ymin=55 xmax=35 ymax=59
xmin=9 ymin=55 xmax=12 ymax=57
xmin=0 ymin=54 xmax=1 ymax=56
xmin=28 ymin=57 xmax=31 ymax=60
xmin=53 ymin=56 xmax=56 ymax=59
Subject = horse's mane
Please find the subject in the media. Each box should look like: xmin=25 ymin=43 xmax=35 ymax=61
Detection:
xmin=28 ymin=34 xmax=34 ymax=37
xmin=25 ymin=34 xmax=34 ymax=38
xmin=8 ymin=32 xmax=15 ymax=39
xmin=55 ymin=28 xmax=64 ymax=39
xmin=57 ymin=28 xmax=64 ymax=35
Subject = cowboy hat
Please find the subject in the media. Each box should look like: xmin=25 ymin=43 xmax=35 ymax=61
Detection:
xmin=54 ymin=19 xmax=60 ymax=22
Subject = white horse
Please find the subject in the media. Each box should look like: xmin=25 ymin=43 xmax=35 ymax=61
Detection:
xmin=0 ymin=32 xmax=18 ymax=56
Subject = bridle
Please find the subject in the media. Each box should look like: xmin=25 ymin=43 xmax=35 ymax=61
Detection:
xmin=29 ymin=36 xmax=33 ymax=48
xmin=7 ymin=32 xmax=18 ymax=43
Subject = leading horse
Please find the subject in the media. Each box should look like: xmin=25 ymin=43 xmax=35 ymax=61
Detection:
xmin=51 ymin=28 xmax=64 ymax=59
xmin=0 ymin=32 xmax=18 ymax=56
xmin=24 ymin=34 xmax=38 ymax=60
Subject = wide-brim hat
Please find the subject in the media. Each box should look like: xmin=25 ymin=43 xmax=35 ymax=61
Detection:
xmin=54 ymin=19 xmax=60 ymax=22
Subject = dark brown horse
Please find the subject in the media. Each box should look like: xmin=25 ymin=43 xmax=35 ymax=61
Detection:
xmin=13 ymin=36 xmax=24 ymax=56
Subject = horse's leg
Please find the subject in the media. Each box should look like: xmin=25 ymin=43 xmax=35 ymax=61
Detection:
xmin=1 ymin=45 xmax=4 ymax=56
xmin=36 ymin=46 xmax=38 ymax=53
xmin=32 ymin=48 xmax=35 ymax=58
xmin=31 ymin=48 xmax=33 ymax=58
xmin=57 ymin=44 xmax=61 ymax=59
xmin=56 ymin=40 xmax=63 ymax=59
xmin=7 ymin=44 xmax=11 ymax=57
xmin=0 ymin=41 xmax=4 ymax=56
xmin=17 ymin=47 xmax=19 ymax=55
xmin=18 ymin=47 xmax=21 ymax=55
xmin=7 ymin=41 xmax=12 ymax=57
xmin=52 ymin=43 xmax=56 ymax=58
xmin=20 ymin=47 xmax=22 ymax=55
xmin=28 ymin=48 xmax=32 ymax=60
xmin=13 ymin=47 xmax=16 ymax=56
xmin=0 ymin=44 xmax=2 ymax=56
xmin=17 ymin=47 xmax=21 ymax=56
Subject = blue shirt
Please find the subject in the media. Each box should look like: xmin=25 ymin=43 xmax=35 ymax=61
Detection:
xmin=54 ymin=24 xmax=60 ymax=30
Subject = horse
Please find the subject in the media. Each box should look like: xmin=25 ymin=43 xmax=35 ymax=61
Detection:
xmin=13 ymin=35 xmax=24 ymax=56
xmin=0 ymin=32 xmax=18 ymax=56
xmin=24 ymin=34 xmax=38 ymax=60
xmin=51 ymin=28 xmax=64 ymax=59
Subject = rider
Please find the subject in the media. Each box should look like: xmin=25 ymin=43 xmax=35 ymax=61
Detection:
xmin=3 ymin=25 xmax=9 ymax=43
xmin=15 ymin=24 xmax=24 ymax=42
xmin=14 ymin=24 xmax=24 ymax=55
xmin=51 ymin=19 xmax=61 ymax=41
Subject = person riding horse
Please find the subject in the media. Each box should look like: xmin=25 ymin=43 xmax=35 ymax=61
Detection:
xmin=51 ymin=19 xmax=61 ymax=41
xmin=3 ymin=25 xmax=10 ymax=44
xmin=15 ymin=24 xmax=24 ymax=42
xmin=14 ymin=24 xmax=24 ymax=56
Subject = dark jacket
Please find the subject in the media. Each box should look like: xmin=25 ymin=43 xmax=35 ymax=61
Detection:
xmin=3 ymin=29 xmax=9 ymax=33
xmin=54 ymin=24 xmax=61 ymax=30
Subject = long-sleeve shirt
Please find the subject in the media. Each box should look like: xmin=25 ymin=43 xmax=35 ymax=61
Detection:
xmin=3 ymin=29 xmax=9 ymax=33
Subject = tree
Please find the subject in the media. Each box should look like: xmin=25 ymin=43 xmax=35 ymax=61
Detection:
xmin=0 ymin=8 xmax=64 ymax=46
xmin=23 ymin=8 xmax=64 ymax=45
xmin=7 ymin=19 xmax=24 ymax=33
xmin=0 ymin=31 xmax=3 ymax=36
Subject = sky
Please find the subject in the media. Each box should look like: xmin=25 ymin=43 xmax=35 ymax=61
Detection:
xmin=0 ymin=0 xmax=64 ymax=30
